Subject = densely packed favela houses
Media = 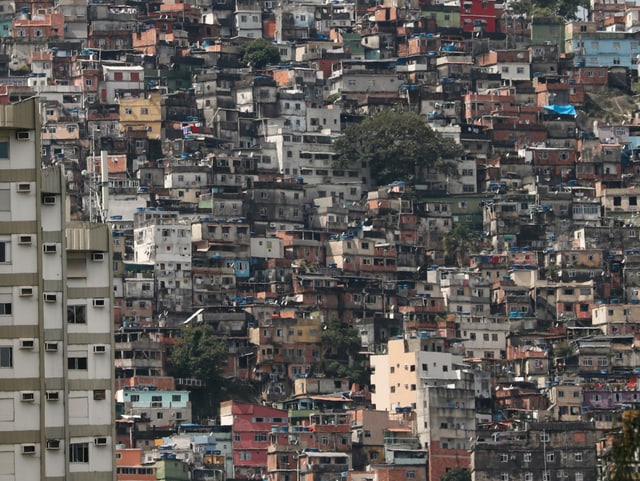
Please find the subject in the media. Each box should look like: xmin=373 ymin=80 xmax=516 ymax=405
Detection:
xmin=4 ymin=0 xmax=640 ymax=480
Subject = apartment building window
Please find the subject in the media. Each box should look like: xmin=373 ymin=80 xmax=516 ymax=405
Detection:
xmin=524 ymin=453 xmax=531 ymax=462
xmin=407 ymin=471 xmax=416 ymax=479
xmin=0 ymin=346 xmax=12 ymax=367
xmin=67 ymin=304 xmax=87 ymax=324
xmin=0 ymin=303 xmax=11 ymax=315
xmin=69 ymin=442 xmax=89 ymax=463
xmin=141 ymin=108 xmax=148 ymax=115
xmin=575 ymin=473 xmax=583 ymax=481
xmin=575 ymin=452 xmax=583 ymax=462
xmin=583 ymin=358 xmax=593 ymax=366
xmin=500 ymin=453 xmax=509 ymax=462
xmin=255 ymin=433 xmax=268 ymax=442
xmin=124 ymin=108 xmax=132 ymax=115
xmin=500 ymin=473 xmax=509 ymax=481
xmin=547 ymin=453 xmax=555 ymax=462
xmin=68 ymin=356 xmax=88 ymax=370
xmin=0 ymin=190 xmax=9 ymax=213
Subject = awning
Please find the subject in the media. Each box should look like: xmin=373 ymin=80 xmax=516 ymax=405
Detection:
xmin=544 ymin=104 xmax=576 ymax=117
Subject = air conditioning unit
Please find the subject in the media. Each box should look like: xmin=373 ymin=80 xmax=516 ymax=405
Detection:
xmin=16 ymin=130 xmax=32 ymax=141
xmin=43 ymin=243 xmax=57 ymax=254
xmin=19 ymin=339 xmax=35 ymax=349
xmin=19 ymin=286 xmax=34 ymax=297
xmin=44 ymin=342 xmax=58 ymax=352
xmin=18 ymin=235 xmax=32 ymax=245
xmin=17 ymin=183 xmax=31 ymax=193
xmin=92 ymin=298 xmax=106 ymax=308
xmin=46 ymin=439 xmax=61 ymax=450
xmin=42 ymin=195 xmax=56 ymax=205
xmin=91 ymin=252 xmax=105 ymax=262
xmin=44 ymin=293 xmax=57 ymax=303
xmin=20 ymin=391 xmax=35 ymax=402
xmin=93 ymin=344 xmax=107 ymax=354
xmin=94 ymin=437 xmax=108 ymax=446
xmin=45 ymin=391 xmax=59 ymax=401
xmin=21 ymin=444 xmax=36 ymax=455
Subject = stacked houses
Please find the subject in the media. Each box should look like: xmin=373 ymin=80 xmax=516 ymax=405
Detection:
xmin=5 ymin=0 xmax=640 ymax=480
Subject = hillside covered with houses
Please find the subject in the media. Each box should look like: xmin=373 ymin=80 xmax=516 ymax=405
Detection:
xmin=9 ymin=0 xmax=640 ymax=478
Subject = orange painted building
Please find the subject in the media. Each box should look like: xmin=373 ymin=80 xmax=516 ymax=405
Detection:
xmin=13 ymin=11 xmax=64 ymax=40
xmin=116 ymin=448 xmax=156 ymax=481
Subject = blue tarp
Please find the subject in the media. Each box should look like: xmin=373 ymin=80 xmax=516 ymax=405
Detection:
xmin=544 ymin=104 xmax=577 ymax=117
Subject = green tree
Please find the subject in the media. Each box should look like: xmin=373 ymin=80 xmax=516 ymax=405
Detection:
xmin=240 ymin=38 xmax=281 ymax=69
xmin=441 ymin=467 xmax=471 ymax=481
xmin=334 ymin=110 xmax=462 ymax=186
xmin=442 ymin=224 xmax=477 ymax=267
xmin=508 ymin=0 xmax=588 ymax=19
xmin=545 ymin=263 xmax=560 ymax=281
xmin=608 ymin=411 xmax=640 ymax=481
xmin=167 ymin=324 xmax=229 ymax=421
xmin=321 ymin=321 xmax=369 ymax=386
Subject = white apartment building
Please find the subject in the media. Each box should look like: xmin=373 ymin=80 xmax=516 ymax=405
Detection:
xmin=0 ymin=99 xmax=115 ymax=481
xmin=370 ymin=337 xmax=464 ymax=413
xmin=133 ymin=210 xmax=192 ymax=313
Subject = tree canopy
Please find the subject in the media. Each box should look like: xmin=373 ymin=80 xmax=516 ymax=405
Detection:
xmin=442 ymin=224 xmax=478 ymax=267
xmin=440 ymin=467 xmax=471 ymax=481
xmin=321 ymin=320 xmax=369 ymax=386
xmin=167 ymin=324 xmax=230 ymax=420
xmin=334 ymin=110 xmax=462 ymax=186
xmin=608 ymin=411 xmax=640 ymax=481
xmin=240 ymin=38 xmax=281 ymax=69
xmin=509 ymin=0 xmax=588 ymax=19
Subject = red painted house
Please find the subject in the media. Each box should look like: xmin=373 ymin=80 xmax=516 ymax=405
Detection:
xmin=460 ymin=0 xmax=498 ymax=33
xmin=220 ymin=400 xmax=288 ymax=479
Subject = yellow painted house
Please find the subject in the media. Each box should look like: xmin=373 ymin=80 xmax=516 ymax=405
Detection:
xmin=118 ymin=91 xmax=163 ymax=139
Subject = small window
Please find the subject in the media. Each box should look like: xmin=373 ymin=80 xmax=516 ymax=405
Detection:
xmin=0 ymin=346 xmax=12 ymax=367
xmin=68 ymin=356 xmax=88 ymax=370
xmin=69 ymin=442 xmax=89 ymax=463
xmin=0 ymin=141 xmax=9 ymax=158
xmin=67 ymin=305 xmax=87 ymax=324
xmin=0 ymin=240 xmax=10 ymax=263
